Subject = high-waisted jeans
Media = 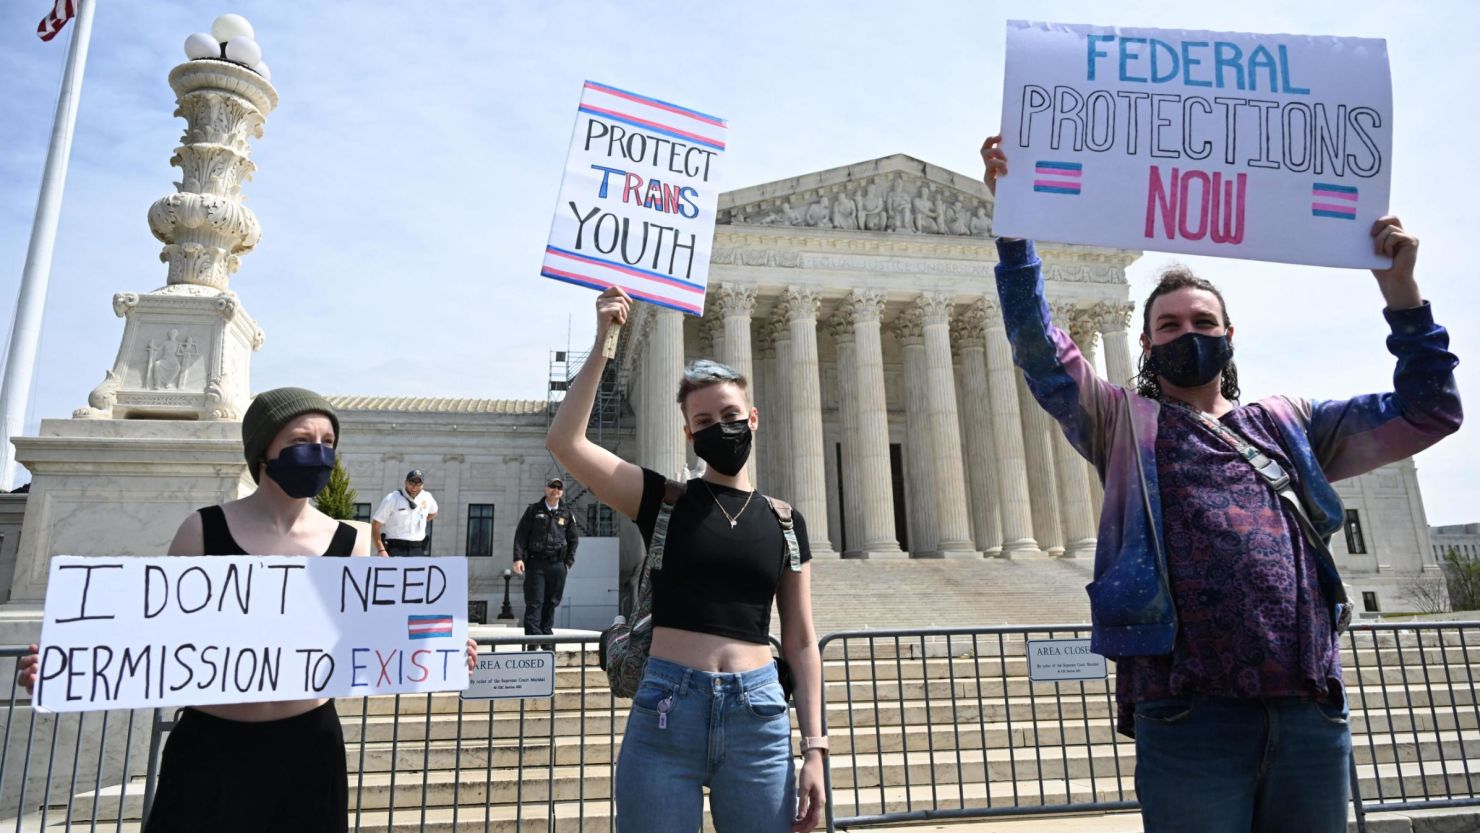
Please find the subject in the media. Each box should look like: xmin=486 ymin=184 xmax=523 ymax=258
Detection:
xmin=614 ymin=657 xmax=796 ymax=832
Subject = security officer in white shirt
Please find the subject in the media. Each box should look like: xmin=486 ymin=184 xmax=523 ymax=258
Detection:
xmin=371 ymin=469 xmax=439 ymax=556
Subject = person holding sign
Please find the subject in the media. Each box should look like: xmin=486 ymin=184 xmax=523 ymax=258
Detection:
xmin=982 ymin=135 xmax=1461 ymax=832
xmin=16 ymin=387 xmax=478 ymax=833
xmin=546 ymin=288 xmax=826 ymax=833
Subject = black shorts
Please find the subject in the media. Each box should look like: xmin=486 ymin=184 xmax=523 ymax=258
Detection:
xmin=144 ymin=701 xmax=348 ymax=833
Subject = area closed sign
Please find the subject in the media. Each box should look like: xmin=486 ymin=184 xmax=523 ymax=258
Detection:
xmin=462 ymin=651 xmax=556 ymax=700
xmin=1027 ymin=638 xmax=1108 ymax=682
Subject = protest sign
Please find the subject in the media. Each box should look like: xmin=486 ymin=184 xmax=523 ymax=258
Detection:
xmin=541 ymin=80 xmax=727 ymax=316
xmin=34 ymin=556 xmax=468 ymax=713
xmin=994 ymin=21 xmax=1392 ymax=268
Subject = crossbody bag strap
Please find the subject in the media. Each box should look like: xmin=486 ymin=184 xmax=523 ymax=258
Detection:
xmin=762 ymin=495 xmax=803 ymax=573
xmin=1166 ymin=401 xmax=1352 ymax=625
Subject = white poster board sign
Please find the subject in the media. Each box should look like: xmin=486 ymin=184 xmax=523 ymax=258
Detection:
xmin=35 ymin=556 xmax=469 ymax=713
xmin=995 ymin=21 xmax=1392 ymax=268
xmin=541 ymin=80 xmax=727 ymax=315
xmin=462 ymin=651 xmax=556 ymax=701
xmin=1027 ymin=638 xmax=1108 ymax=682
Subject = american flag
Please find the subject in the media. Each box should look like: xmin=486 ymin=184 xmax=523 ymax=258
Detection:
xmin=37 ymin=0 xmax=77 ymax=42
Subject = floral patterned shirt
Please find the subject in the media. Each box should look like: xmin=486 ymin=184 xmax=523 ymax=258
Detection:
xmin=1115 ymin=402 xmax=1344 ymax=735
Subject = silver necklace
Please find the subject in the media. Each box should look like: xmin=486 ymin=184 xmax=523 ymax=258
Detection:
xmin=702 ymin=480 xmax=755 ymax=529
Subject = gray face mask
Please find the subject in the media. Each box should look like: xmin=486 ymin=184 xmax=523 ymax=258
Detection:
xmin=692 ymin=420 xmax=752 ymax=476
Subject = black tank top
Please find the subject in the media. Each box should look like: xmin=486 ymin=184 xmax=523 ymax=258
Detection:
xmin=197 ymin=505 xmax=357 ymax=556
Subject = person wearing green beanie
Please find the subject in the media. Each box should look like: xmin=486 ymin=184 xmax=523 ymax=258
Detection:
xmin=16 ymin=386 xmax=477 ymax=832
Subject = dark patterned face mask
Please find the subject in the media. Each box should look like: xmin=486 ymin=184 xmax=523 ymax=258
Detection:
xmin=1150 ymin=332 xmax=1233 ymax=388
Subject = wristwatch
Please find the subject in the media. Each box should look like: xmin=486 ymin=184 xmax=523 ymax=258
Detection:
xmin=800 ymin=736 xmax=830 ymax=756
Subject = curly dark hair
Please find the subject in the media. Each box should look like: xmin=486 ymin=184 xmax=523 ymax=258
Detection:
xmin=1135 ymin=265 xmax=1241 ymax=402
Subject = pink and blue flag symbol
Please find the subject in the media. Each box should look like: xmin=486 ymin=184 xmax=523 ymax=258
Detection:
xmin=1033 ymin=161 xmax=1083 ymax=195
xmin=408 ymin=615 xmax=454 ymax=640
xmin=1312 ymin=183 xmax=1358 ymax=220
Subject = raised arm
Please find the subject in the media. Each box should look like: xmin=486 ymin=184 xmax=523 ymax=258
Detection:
xmin=982 ymin=135 xmax=1123 ymax=469
xmin=1300 ymin=217 xmax=1462 ymax=480
xmin=545 ymin=287 xmax=647 ymax=520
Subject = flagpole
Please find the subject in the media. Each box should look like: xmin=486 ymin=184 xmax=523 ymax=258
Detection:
xmin=0 ymin=0 xmax=96 ymax=490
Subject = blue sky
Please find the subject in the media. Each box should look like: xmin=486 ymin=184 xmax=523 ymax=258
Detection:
xmin=2 ymin=1 xmax=1476 ymax=523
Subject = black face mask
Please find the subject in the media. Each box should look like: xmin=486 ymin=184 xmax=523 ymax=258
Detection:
xmin=692 ymin=420 xmax=752 ymax=477
xmin=1149 ymin=332 xmax=1233 ymax=389
xmin=264 ymin=443 xmax=336 ymax=499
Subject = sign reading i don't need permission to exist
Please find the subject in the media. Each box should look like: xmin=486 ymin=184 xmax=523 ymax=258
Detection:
xmin=541 ymin=81 xmax=727 ymax=316
xmin=34 ymin=556 xmax=469 ymax=713
xmin=994 ymin=21 xmax=1392 ymax=268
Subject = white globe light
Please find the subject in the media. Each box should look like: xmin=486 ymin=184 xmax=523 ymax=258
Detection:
xmin=224 ymin=36 xmax=262 ymax=67
xmin=254 ymin=61 xmax=271 ymax=82
xmin=183 ymin=32 xmax=218 ymax=60
xmin=211 ymin=14 xmax=254 ymax=43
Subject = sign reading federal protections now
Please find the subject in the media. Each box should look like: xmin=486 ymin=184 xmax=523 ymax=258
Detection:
xmin=34 ymin=556 xmax=470 ymax=713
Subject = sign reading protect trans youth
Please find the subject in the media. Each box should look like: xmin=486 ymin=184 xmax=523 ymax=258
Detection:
xmin=34 ymin=556 xmax=469 ymax=713
xmin=541 ymin=81 xmax=727 ymax=316
xmin=994 ymin=21 xmax=1392 ymax=269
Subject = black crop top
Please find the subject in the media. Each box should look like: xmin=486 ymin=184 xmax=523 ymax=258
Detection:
xmin=634 ymin=468 xmax=812 ymax=644
xmin=198 ymin=505 xmax=357 ymax=556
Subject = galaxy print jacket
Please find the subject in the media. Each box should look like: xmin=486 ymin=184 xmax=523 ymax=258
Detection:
xmin=994 ymin=238 xmax=1462 ymax=659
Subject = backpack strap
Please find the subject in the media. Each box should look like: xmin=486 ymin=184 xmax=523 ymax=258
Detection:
xmin=762 ymin=495 xmax=803 ymax=573
xmin=630 ymin=479 xmax=687 ymax=627
xmin=649 ymin=480 xmax=686 ymax=571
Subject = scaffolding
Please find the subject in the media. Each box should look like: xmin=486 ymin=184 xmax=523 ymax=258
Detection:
xmin=545 ymin=346 xmax=628 ymax=536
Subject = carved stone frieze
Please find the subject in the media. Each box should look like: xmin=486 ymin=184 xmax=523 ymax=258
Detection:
xmin=721 ymin=170 xmax=996 ymax=239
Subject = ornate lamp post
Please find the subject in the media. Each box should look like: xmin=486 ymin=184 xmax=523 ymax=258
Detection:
xmin=498 ymin=568 xmax=516 ymax=620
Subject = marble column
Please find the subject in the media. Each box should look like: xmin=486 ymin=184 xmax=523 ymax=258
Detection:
xmin=715 ymin=282 xmax=759 ymax=486
xmin=649 ymin=309 xmax=687 ymax=481
xmin=765 ymin=317 xmax=796 ymax=500
xmin=700 ymin=315 xmax=725 ymax=362
xmin=892 ymin=308 xmax=938 ymax=556
xmin=953 ymin=300 xmax=1004 ymax=556
xmin=917 ymin=293 xmax=976 ymax=556
xmin=829 ymin=308 xmax=865 ymax=555
xmin=1100 ymin=300 xmax=1138 ymax=391
xmin=778 ymin=286 xmax=836 ymax=557
xmin=847 ymin=290 xmax=904 ymax=557
xmin=755 ymin=324 xmax=780 ymax=494
xmin=1018 ymin=372 xmax=1064 ymax=555
xmin=981 ymin=298 xmax=1041 ymax=556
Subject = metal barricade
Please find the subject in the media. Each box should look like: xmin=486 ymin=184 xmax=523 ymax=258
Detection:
xmin=1 ymin=623 xmax=1477 ymax=831
xmin=818 ymin=625 xmax=1136 ymax=830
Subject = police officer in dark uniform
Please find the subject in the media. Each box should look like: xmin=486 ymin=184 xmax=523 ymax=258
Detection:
xmin=512 ymin=477 xmax=580 ymax=640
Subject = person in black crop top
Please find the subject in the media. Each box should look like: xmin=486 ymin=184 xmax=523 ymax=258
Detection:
xmin=17 ymin=387 xmax=475 ymax=833
xmin=547 ymin=289 xmax=827 ymax=833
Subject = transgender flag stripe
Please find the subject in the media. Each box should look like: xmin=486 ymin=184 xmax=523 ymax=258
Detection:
xmin=408 ymin=615 xmax=454 ymax=639
xmin=1033 ymin=161 xmax=1082 ymax=195
xmin=1312 ymin=182 xmax=1357 ymax=220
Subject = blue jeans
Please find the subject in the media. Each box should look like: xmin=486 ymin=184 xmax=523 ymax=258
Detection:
xmin=1134 ymin=695 xmax=1352 ymax=833
xmin=615 ymin=657 xmax=796 ymax=832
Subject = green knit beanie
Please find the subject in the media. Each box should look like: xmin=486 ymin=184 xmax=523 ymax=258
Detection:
xmin=241 ymin=387 xmax=340 ymax=483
